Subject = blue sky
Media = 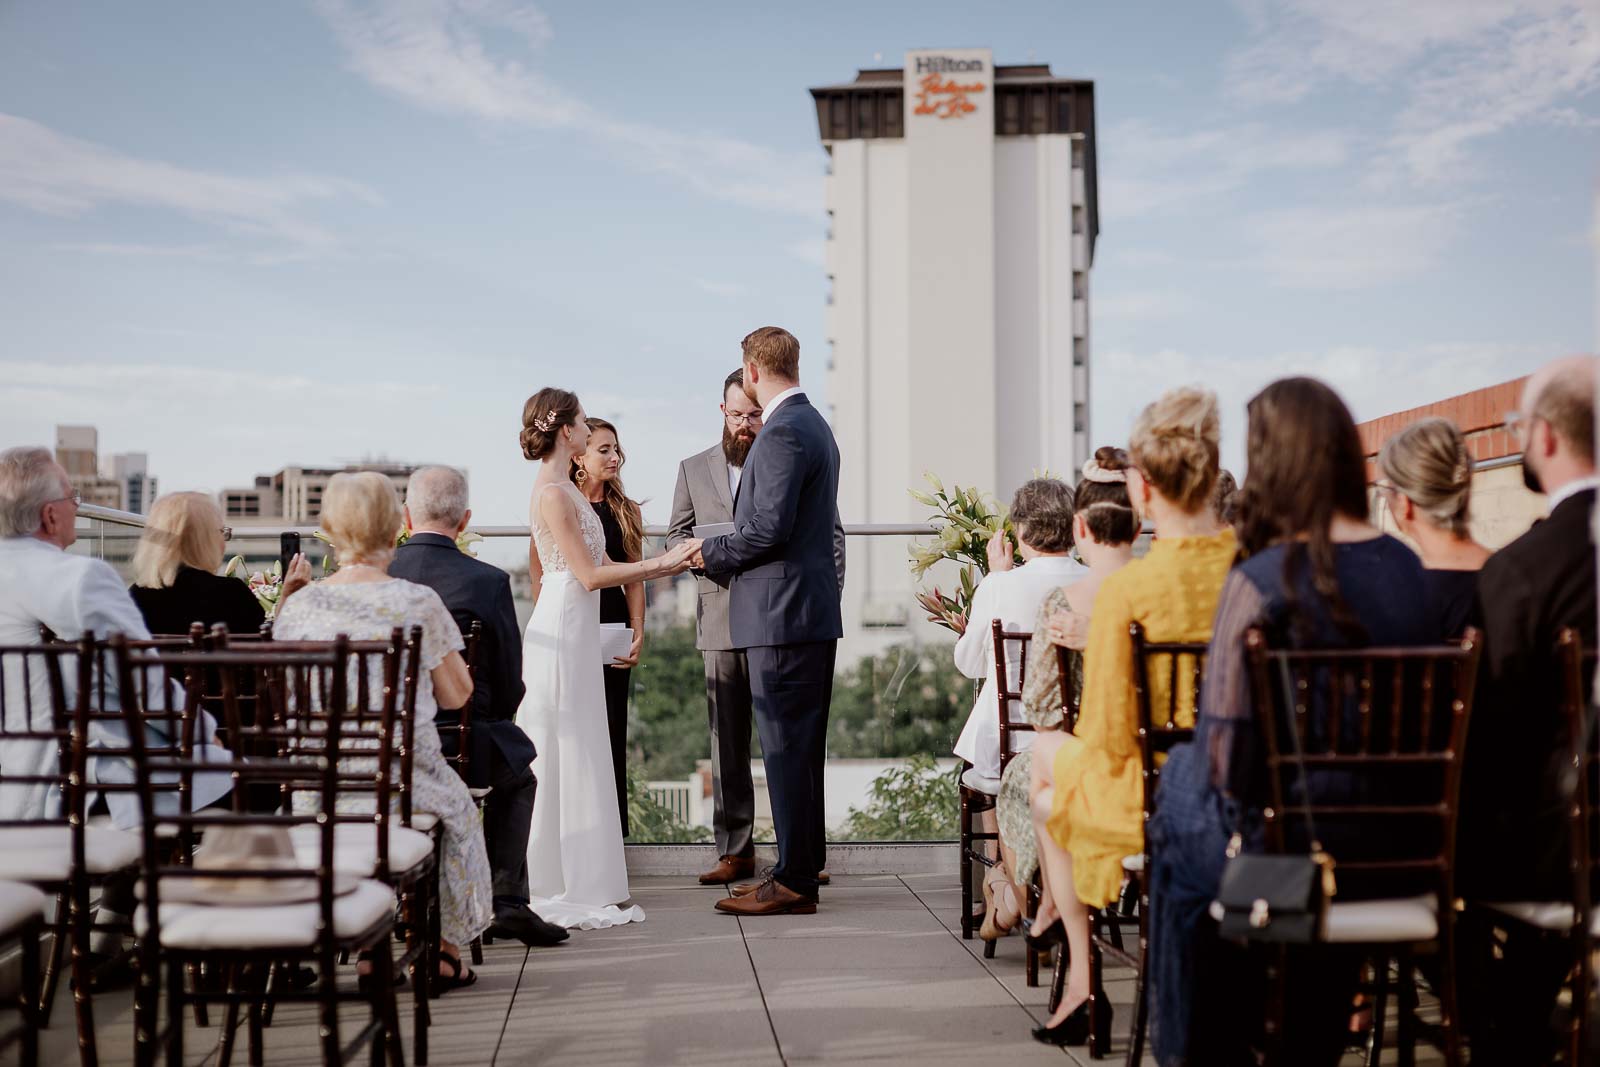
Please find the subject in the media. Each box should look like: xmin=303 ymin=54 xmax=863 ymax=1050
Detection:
xmin=2 ymin=0 xmax=1596 ymax=550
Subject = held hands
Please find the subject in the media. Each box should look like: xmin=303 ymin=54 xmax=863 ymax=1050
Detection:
xmin=986 ymin=528 xmax=1015 ymax=573
xmin=658 ymin=539 xmax=700 ymax=577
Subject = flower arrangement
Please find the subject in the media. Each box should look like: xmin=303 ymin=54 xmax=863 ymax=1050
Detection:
xmin=313 ymin=528 xmax=484 ymax=573
xmin=907 ymin=473 xmax=1013 ymax=635
xmin=224 ymin=556 xmax=284 ymax=615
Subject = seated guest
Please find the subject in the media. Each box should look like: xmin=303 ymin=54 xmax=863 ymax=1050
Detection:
xmin=1210 ymin=467 xmax=1240 ymax=527
xmin=1147 ymin=378 xmax=1443 ymax=1066
xmin=0 ymin=447 xmax=233 ymax=825
xmin=389 ymin=466 xmax=567 ymax=948
xmin=989 ymin=449 xmax=1137 ymax=942
xmin=1374 ymin=417 xmax=1488 ymax=636
xmin=273 ymin=471 xmax=492 ymax=991
xmin=130 ymin=491 xmax=306 ymax=635
xmin=1461 ymin=356 xmax=1598 ymax=1061
xmin=1026 ymin=389 xmax=1234 ymax=1046
xmin=952 ymin=479 xmax=1085 ymax=928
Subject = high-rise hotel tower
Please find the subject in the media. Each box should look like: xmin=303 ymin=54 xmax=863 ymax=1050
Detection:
xmin=811 ymin=49 xmax=1099 ymax=639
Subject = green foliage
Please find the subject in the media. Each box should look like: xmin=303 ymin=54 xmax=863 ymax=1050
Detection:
xmin=909 ymin=473 xmax=1014 ymax=634
xmin=625 ymin=768 xmax=712 ymax=843
xmin=826 ymin=642 xmax=970 ymax=758
xmin=628 ymin=623 xmax=722 ymax=781
xmin=838 ymin=754 xmax=959 ymax=841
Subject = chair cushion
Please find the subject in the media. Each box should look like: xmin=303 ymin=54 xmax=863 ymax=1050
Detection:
xmin=960 ymin=767 xmax=1002 ymax=795
xmin=0 ymin=824 xmax=142 ymax=883
xmin=1323 ymin=895 xmax=1438 ymax=943
xmin=1482 ymin=900 xmax=1600 ymax=934
xmin=409 ymin=811 xmax=440 ymax=834
xmin=1122 ymin=854 xmax=1145 ymax=874
xmin=136 ymin=878 xmax=395 ymax=950
xmin=0 ymin=880 xmax=48 ymax=934
xmin=468 ymin=787 xmax=492 ymax=801
xmin=289 ymin=824 xmax=433 ymax=877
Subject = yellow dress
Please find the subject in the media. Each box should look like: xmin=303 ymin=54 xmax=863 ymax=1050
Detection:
xmin=1046 ymin=530 xmax=1236 ymax=908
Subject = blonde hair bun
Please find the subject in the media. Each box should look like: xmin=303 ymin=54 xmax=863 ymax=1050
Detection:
xmin=1129 ymin=386 xmax=1221 ymax=514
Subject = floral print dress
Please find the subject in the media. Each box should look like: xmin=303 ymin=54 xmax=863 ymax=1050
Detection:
xmin=274 ymin=579 xmax=494 ymax=947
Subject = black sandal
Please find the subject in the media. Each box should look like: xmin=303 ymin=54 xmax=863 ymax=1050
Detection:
xmin=436 ymin=952 xmax=477 ymax=995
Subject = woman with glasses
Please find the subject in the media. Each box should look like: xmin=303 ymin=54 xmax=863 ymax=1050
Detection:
xmin=130 ymin=491 xmax=311 ymax=636
xmin=1374 ymin=417 xmax=1489 ymax=636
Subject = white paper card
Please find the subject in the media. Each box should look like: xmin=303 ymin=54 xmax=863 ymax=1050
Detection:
xmin=692 ymin=522 xmax=736 ymax=540
xmin=599 ymin=623 xmax=634 ymax=664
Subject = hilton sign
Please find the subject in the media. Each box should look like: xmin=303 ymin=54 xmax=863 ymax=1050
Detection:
xmin=910 ymin=53 xmax=987 ymax=120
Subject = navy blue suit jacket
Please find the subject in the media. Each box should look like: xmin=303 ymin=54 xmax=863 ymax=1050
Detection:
xmin=388 ymin=533 xmax=535 ymax=788
xmin=699 ymin=393 xmax=844 ymax=648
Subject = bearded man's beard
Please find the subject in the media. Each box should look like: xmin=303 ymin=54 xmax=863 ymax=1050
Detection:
xmin=723 ymin=425 xmax=756 ymax=467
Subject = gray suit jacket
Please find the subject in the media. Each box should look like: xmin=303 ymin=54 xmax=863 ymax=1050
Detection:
xmin=667 ymin=442 xmax=846 ymax=652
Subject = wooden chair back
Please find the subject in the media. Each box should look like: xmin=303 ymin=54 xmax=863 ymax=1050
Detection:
xmin=991 ymin=618 xmax=1033 ymax=778
xmin=1055 ymin=646 xmax=1082 ymax=733
xmin=1244 ymin=626 xmax=1483 ymax=902
xmin=444 ymin=620 xmax=483 ymax=782
xmin=0 ymin=639 xmax=84 ymax=835
xmin=1129 ymin=622 xmax=1210 ymax=826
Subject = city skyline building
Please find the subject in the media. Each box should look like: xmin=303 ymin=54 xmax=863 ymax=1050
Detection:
xmin=219 ymin=461 xmax=433 ymax=524
xmin=54 ymin=425 xmax=153 ymax=512
xmin=811 ymin=49 xmax=1098 ymax=642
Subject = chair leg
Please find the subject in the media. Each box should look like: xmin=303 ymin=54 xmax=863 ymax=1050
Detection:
xmin=1087 ymin=936 xmax=1107 ymax=1059
xmin=959 ymin=798 xmax=974 ymax=940
xmin=1048 ymin=939 xmax=1068 ymax=1014
xmin=318 ymin=952 xmax=341 ymax=1067
xmin=247 ymin=965 xmax=266 ymax=1067
xmin=20 ymin=918 xmax=41 ymax=1067
xmin=215 ymin=964 xmax=241 ymax=1067
xmin=1365 ymin=957 xmax=1389 ymax=1067
xmin=165 ymin=958 xmax=185 ymax=1067
xmin=469 ymin=937 xmax=483 ymax=967
xmin=376 ymin=944 xmax=404 ymax=1067
xmin=38 ymin=892 xmax=67 ymax=1028
xmin=1396 ymin=959 xmax=1417 ymax=1067
xmin=1126 ymin=908 xmax=1152 ymax=1067
xmin=188 ymin=962 xmax=209 ymax=1028
xmin=69 ymin=881 xmax=98 ymax=1067
xmin=1436 ymin=930 xmax=1463 ymax=1067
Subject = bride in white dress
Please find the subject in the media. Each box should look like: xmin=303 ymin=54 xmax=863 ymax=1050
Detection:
xmin=515 ymin=388 xmax=698 ymax=929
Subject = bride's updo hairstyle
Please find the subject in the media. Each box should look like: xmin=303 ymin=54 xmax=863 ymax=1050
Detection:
xmin=521 ymin=388 xmax=581 ymax=461
xmin=1127 ymin=386 xmax=1221 ymax=515
xmin=1075 ymin=446 xmax=1137 ymax=545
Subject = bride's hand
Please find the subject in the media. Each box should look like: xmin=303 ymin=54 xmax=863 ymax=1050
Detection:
xmin=658 ymin=540 xmax=699 ymax=576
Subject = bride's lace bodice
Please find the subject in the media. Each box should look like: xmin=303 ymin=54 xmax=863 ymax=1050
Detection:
xmin=532 ymin=482 xmax=605 ymax=574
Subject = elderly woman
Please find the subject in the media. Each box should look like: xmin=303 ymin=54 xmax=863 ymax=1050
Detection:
xmin=1026 ymin=388 xmax=1235 ymax=1047
xmin=951 ymin=478 xmax=1085 ymax=938
xmin=273 ymin=471 xmax=492 ymax=991
xmin=1374 ymin=417 xmax=1489 ymax=635
xmin=129 ymin=491 xmax=310 ymax=635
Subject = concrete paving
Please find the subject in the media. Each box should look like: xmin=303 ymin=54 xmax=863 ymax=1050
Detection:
xmin=29 ymin=874 xmax=1441 ymax=1066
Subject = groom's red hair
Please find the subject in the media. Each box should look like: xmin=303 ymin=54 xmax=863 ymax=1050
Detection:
xmin=741 ymin=326 xmax=800 ymax=382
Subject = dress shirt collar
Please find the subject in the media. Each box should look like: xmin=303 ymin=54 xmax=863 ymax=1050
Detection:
xmin=762 ymin=386 xmax=806 ymax=421
xmin=404 ymin=531 xmax=458 ymax=549
xmin=1 ymin=535 xmax=62 ymax=555
xmin=1547 ymin=475 xmax=1600 ymax=514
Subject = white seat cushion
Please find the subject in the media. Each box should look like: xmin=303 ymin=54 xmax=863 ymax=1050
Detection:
xmin=960 ymin=767 xmax=1001 ymax=795
xmin=0 ymin=825 xmax=142 ymax=883
xmin=289 ymin=824 xmax=432 ymax=877
xmin=409 ymin=811 xmax=440 ymax=834
xmin=136 ymin=878 xmax=395 ymax=950
xmin=1122 ymin=854 xmax=1145 ymax=874
xmin=1483 ymin=900 xmax=1600 ymax=935
xmin=0 ymin=880 xmax=48 ymax=934
xmin=468 ymin=787 xmax=492 ymax=800
xmin=1324 ymin=895 xmax=1438 ymax=943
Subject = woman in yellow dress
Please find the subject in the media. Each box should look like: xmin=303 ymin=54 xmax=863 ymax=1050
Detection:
xmin=1025 ymin=387 xmax=1236 ymax=1046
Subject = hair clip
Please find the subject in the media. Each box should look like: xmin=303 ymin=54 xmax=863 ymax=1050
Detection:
xmin=534 ymin=410 xmax=559 ymax=433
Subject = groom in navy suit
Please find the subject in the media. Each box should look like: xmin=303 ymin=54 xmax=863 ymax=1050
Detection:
xmin=696 ymin=326 xmax=843 ymax=915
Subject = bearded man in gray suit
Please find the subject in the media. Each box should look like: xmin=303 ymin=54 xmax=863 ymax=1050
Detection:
xmin=668 ymin=367 xmax=844 ymax=887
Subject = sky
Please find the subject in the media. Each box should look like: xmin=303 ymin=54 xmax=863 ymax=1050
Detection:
xmin=2 ymin=0 xmax=1597 ymax=555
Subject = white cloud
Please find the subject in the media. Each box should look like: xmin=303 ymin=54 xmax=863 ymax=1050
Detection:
xmin=692 ymin=278 xmax=746 ymax=298
xmin=1226 ymin=0 xmax=1600 ymax=185
xmin=1101 ymin=119 xmax=1348 ymax=220
xmin=1242 ymin=201 xmax=1467 ymax=288
xmin=1092 ymin=289 xmax=1199 ymax=322
xmin=316 ymin=0 xmax=820 ymax=217
xmin=0 ymin=114 xmax=379 ymax=255
xmin=786 ymin=238 xmax=826 ymax=267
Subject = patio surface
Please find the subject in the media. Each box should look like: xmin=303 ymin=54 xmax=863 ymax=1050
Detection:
xmin=33 ymin=874 xmax=1439 ymax=1066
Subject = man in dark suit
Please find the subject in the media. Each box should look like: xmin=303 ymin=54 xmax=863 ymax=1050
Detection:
xmin=694 ymin=327 xmax=844 ymax=916
xmin=390 ymin=466 xmax=567 ymax=947
xmin=667 ymin=369 xmax=846 ymax=886
xmin=1462 ymin=355 xmax=1598 ymax=1060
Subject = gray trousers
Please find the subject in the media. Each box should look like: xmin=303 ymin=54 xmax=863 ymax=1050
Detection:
xmin=704 ymin=649 xmax=755 ymax=859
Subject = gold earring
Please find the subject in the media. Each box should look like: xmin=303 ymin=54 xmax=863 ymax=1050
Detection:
xmin=575 ymin=468 xmax=587 ymax=483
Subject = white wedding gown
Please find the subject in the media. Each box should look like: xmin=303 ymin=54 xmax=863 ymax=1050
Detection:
xmin=516 ymin=482 xmax=645 ymax=929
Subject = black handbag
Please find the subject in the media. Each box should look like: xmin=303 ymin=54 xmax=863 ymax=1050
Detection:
xmin=1211 ymin=657 xmax=1337 ymax=943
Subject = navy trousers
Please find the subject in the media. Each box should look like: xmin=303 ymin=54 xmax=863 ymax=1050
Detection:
xmin=746 ymin=641 xmax=835 ymax=897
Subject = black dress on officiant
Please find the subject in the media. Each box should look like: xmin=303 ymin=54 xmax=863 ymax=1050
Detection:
xmin=589 ymin=497 xmax=633 ymax=837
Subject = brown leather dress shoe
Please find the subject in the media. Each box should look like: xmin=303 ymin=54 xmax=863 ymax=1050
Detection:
xmin=817 ymin=869 xmax=831 ymax=885
xmin=733 ymin=872 xmax=823 ymax=897
xmin=714 ymin=877 xmax=817 ymax=916
xmin=698 ymin=855 xmax=756 ymax=885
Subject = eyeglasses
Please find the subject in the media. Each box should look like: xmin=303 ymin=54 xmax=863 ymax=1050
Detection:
xmin=725 ymin=412 xmax=762 ymax=426
xmin=1505 ymin=410 xmax=1534 ymax=438
xmin=220 ymin=526 xmax=233 ymax=542
xmin=49 ymin=489 xmax=81 ymax=508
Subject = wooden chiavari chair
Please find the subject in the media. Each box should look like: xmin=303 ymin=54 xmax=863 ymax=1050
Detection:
xmin=112 ymin=635 xmax=403 ymax=1067
xmin=0 ymin=880 xmax=46 ymax=1067
xmin=1245 ymin=626 xmax=1482 ymax=1067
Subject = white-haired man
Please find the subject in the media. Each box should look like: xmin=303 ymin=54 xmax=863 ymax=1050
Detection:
xmin=389 ymin=465 xmax=566 ymax=947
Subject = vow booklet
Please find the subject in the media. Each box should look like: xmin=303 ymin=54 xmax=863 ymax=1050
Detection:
xmin=599 ymin=623 xmax=634 ymax=664
xmin=692 ymin=522 xmax=736 ymax=539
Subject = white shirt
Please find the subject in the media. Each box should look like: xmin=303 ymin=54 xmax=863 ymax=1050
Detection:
xmin=762 ymin=386 xmax=805 ymax=421
xmin=728 ymin=463 xmax=742 ymax=501
xmin=1546 ymin=474 xmax=1600 ymax=514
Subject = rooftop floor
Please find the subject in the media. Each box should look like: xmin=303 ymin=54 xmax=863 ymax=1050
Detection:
xmin=36 ymin=874 xmax=1439 ymax=1066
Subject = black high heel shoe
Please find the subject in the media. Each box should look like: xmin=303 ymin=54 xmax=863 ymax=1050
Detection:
xmin=1021 ymin=915 xmax=1067 ymax=952
xmin=1031 ymin=998 xmax=1114 ymax=1047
